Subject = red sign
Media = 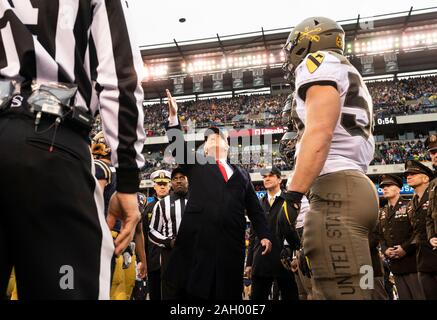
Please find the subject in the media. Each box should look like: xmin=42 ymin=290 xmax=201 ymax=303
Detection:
xmin=227 ymin=127 xmax=285 ymax=138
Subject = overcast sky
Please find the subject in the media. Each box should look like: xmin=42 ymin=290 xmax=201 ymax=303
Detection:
xmin=128 ymin=0 xmax=437 ymax=47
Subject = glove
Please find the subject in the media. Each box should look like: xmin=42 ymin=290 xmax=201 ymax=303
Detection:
xmin=278 ymin=191 xmax=303 ymax=248
xmin=298 ymin=248 xmax=312 ymax=278
xmin=280 ymin=246 xmax=293 ymax=271
xmin=283 ymin=191 xmax=304 ymax=203
xmin=282 ymin=191 xmax=304 ymax=221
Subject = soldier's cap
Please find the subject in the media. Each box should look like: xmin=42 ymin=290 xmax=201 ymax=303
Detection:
xmin=404 ymin=160 xmax=434 ymax=179
xmin=260 ymin=166 xmax=282 ymax=178
xmin=204 ymin=126 xmax=228 ymax=142
xmin=150 ymin=169 xmax=171 ymax=183
xmin=425 ymin=134 xmax=437 ymax=152
xmin=379 ymin=174 xmax=403 ymax=189
xmin=171 ymin=166 xmax=186 ymax=179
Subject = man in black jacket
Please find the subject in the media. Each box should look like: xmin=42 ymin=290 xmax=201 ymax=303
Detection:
xmin=162 ymin=90 xmax=272 ymax=300
xmin=246 ymin=167 xmax=299 ymax=300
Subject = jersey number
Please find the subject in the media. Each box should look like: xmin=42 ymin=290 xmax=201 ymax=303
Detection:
xmin=292 ymin=72 xmax=372 ymax=140
xmin=341 ymin=72 xmax=372 ymax=139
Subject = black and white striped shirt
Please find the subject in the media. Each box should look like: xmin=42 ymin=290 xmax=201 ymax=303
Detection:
xmin=149 ymin=193 xmax=188 ymax=249
xmin=0 ymin=0 xmax=145 ymax=192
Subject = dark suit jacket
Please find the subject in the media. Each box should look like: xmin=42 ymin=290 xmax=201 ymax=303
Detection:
xmin=162 ymin=123 xmax=271 ymax=299
xmin=246 ymin=191 xmax=299 ymax=277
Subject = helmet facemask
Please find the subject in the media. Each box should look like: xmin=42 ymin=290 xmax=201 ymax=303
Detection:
xmin=281 ymin=32 xmax=302 ymax=83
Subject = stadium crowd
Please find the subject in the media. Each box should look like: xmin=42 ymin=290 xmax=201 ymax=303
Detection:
xmin=372 ymin=140 xmax=431 ymax=165
xmin=139 ymin=75 xmax=437 ymax=137
xmin=90 ymin=75 xmax=437 ymax=177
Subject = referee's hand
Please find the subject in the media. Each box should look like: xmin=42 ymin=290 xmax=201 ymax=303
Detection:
xmin=107 ymin=192 xmax=141 ymax=256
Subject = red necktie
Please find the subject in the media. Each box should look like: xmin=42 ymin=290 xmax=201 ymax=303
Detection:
xmin=216 ymin=160 xmax=228 ymax=182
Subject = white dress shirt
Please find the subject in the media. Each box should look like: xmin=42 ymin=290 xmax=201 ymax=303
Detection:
xmin=267 ymin=190 xmax=282 ymax=206
xmin=216 ymin=158 xmax=233 ymax=180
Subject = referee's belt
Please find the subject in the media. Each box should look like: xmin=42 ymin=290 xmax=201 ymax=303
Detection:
xmin=0 ymin=82 xmax=92 ymax=140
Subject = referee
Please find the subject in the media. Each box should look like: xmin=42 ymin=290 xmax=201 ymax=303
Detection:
xmin=0 ymin=1 xmax=145 ymax=299
xmin=149 ymin=167 xmax=189 ymax=299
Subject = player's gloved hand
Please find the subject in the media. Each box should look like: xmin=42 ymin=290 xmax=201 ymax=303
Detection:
xmin=283 ymin=190 xmax=304 ymax=203
xmin=298 ymin=248 xmax=312 ymax=278
xmin=280 ymin=246 xmax=293 ymax=271
xmin=278 ymin=191 xmax=303 ymax=248
xmin=283 ymin=191 xmax=304 ymax=218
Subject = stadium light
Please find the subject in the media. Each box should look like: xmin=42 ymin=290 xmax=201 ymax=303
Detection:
xmin=351 ymin=28 xmax=437 ymax=55
xmin=143 ymin=63 xmax=168 ymax=81
xmin=179 ymin=50 xmax=285 ymax=75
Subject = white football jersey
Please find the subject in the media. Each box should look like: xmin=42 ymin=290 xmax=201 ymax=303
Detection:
xmin=292 ymin=50 xmax=375 ymax=175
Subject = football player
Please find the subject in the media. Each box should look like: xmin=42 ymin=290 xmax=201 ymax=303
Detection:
xmin=282 ymin=17 xmax=378 ymax=299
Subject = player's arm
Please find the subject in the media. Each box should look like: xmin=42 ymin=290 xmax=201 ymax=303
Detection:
xmin=134 ymin=221 xmax=147 ymax=279
xmin=288 ymin=85 xmax=340 ymax=194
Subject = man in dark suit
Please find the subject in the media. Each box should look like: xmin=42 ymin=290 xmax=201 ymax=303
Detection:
xmin=245 ymin=167 xmax=299 ymax=300
xmin=162 ymin=90 xmax=272 ymax=300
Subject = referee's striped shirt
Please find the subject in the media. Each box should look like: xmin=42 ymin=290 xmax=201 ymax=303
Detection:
xmin=0 ymin=0 xmax=145 ymax=192
xmin=149 ymin=193 xmax=188 ymax=248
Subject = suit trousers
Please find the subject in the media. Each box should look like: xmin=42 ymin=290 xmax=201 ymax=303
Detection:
xmin=394 ymin=273 xmax=424 ymax=300
xmin=251 ymin=271 xmax=299 ymax=300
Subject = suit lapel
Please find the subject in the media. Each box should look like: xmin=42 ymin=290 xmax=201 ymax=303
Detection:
xmin=228 ymin=163 xmax=241 ymax=183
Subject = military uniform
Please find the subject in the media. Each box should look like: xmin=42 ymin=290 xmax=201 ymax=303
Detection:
xmin=425 ymin=135 xmax=437 ymax=245
xmin=378 ymin=198 xmax=422 ymax=299
xmin=405 ymin=160 xmax=437 ymax=299
xmin=428 ymin=178 xmax=437 ymax=242
xmin=377 ymin=174 xmax=422 ymax=299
